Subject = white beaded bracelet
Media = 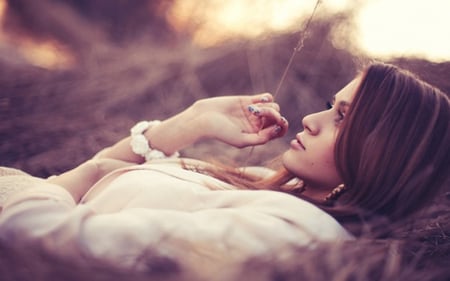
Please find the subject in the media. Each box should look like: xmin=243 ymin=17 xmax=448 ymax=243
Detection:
xmin=130 ymin=120 xmax=180 ymax=161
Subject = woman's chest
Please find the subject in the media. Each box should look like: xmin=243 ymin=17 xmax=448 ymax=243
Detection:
xmin=83 ymin=169 xmax=213 ymax=213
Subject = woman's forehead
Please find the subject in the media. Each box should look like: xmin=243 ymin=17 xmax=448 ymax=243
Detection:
xmin=334 ymin=78 xmax=360 ymax=104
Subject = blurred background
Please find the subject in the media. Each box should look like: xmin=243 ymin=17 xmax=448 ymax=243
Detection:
xmin=0 ymin=1 xmax=449 ymax=279
xmin=0 ymin=0 xmax=449 ymax=177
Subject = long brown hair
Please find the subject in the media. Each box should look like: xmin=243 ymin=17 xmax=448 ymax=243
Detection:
xmin=188 ymin=62 xmax=450 ymax=234
xmin=334 ymin=62 xmax=450 ymax=222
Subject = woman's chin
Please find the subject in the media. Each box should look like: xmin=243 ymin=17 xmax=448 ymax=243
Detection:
xmin=281 ymin=150 xmax=299 ymax=175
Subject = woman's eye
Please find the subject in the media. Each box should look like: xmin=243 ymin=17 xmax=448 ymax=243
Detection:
xmin=335 ymin=107 xmax=346 ymax=124
xmin=327 ymin=101 xmax=345 ymax=125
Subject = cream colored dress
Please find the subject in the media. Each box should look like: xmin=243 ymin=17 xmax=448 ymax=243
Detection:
xmin=0 ymin=160 xmax=353 ymax=280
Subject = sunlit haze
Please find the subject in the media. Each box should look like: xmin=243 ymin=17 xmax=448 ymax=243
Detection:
xmin=169 ymin=0 xmax=351 ymax=45
xmin=358 ymin=0 xmax=450 ymax=62
xmin=0 ymin=0 xmax=74 ymax=68
xmin=170 ymin=0 xmax=450 ymax=62
xmin=1 ymin=0 xmax=449 ymax=68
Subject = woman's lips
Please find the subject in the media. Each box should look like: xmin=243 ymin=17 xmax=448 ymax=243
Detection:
xmin=290 ymin=135 xmax=306 ymax=150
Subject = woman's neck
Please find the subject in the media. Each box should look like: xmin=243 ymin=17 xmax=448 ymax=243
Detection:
xmin=301 ymin=187 xmax=331 ymax=202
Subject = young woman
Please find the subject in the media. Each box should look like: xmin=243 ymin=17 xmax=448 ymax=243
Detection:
xmin=0 ymin=62 xmax=448 ymax=280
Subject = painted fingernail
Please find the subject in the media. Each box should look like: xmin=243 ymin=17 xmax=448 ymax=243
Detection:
xmin=273 ymin=125 xmax=282 ymax=134
xmin=247 ymin=105 xmax=260 ymax=115
xmin=260 ymin=96 xmax=270 ymax=103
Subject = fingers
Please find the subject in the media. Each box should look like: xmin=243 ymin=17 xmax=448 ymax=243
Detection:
xmin=250 ymin=93 xmax=273 ymax=104
xmin=242 ymin=105 xmax=288 ymax=147
xmin=247 ymin=106 xmax=288 ymax=131
xmin=248 ymin=93 xmax=280 ymax=111
xmin=260 ymin=121 xmax=288 ymax=139
xmin=238 ymin=92 xmax=288 ymax=146
xmin=239 ymin=122 xmax=287 ymax=147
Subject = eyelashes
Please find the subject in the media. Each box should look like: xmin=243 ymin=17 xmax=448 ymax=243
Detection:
xmin=326 ymin=101 xmax=345 ymax=124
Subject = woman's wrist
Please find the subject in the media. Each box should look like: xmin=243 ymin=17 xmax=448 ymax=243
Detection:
xmin=130 ymin=120 xmax=180 ymax=161
xmin=140 ymin=108 xmax=201 ymax=155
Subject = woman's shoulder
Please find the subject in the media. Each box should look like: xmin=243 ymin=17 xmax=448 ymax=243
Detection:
xmin=238 ymin=166 xmax=276 ymax=178
xmin=198 ymin=188 xmax=354 ymax=241
xmin=259 ymin=189 xmax=354 ymax=240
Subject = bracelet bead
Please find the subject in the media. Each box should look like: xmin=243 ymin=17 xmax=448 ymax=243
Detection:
xmin=130 ymin=120 xmax=179 ymax=161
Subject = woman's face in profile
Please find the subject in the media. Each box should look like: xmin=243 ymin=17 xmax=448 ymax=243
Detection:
xmin=282 ymin=78 xmax=359 ymax=190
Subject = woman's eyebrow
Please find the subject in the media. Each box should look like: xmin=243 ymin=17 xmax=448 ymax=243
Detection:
xmin=339 ymin=101 xmax=350 ymax=108
xmin=332 ymin=95 xmax=350 ymax=107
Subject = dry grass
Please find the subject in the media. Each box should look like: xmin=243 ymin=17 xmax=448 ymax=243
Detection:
xmin=1 ymin=1 xmax=449 ymax=280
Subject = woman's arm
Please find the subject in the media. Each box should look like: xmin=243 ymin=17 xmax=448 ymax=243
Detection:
xmin=95 ymin=93 xmax=288 ymax=163
xmin=49 ymin=93 xmax=287 ymax=200
xmin=46 ymin=159 xmax=133 ymax=202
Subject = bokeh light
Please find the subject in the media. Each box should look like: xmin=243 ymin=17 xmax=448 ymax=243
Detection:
xmin=169 ymin=0 xmax=450 ymax=62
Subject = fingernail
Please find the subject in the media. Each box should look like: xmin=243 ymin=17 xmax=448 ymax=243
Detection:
xmin=260 ymin=96 xmax=270 ymax=103
xmin=247 ymin=105 xmax=260 ymax=115
xmin=273 ymin=125 xmax=282 ymax=134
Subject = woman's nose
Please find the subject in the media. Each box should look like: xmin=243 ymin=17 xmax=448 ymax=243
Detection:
xmin=302 ymin=112 xmax=320 ymax=135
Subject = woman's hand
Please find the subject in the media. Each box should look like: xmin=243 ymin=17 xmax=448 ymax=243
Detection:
xmin=190 ymin=93 xmax=288 ymax=148
xmin=94 ymin=93 xmax=288 ymax=163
